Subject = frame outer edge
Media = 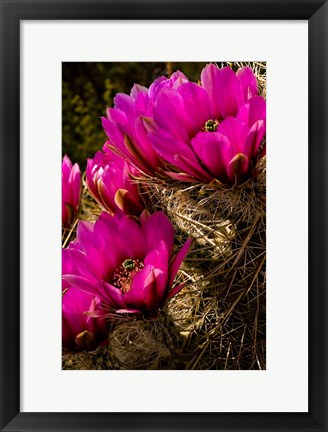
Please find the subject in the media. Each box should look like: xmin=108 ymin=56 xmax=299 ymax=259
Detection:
xmin=0 ymin=0 xmax=326 ymax=20
xmin=0 ymin=1 xmax=21 ymax=432
xmin=0 ymin=0 xmax=327 ymax=431
xmin=308 ymin=1 xmax=328 ymax=431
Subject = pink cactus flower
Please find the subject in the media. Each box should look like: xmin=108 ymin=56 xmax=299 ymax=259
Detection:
xmin=86 ymin=144 xmax=145 ymax=216
xmin=62 ymin=155 xmax=81 ymax=227
xmin=62 ymin=287 xmax=107 ymax=351
xmin=101 ymin=71 xmax=188 ymax=176
xmin=149 ymin=64 xmax=266 ymax=185
xmin=62 ymin=211 xmax=192 ymax=317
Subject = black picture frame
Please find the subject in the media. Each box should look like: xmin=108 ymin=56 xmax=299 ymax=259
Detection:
xmin=1 ymin=0 xmax=327 ymax=431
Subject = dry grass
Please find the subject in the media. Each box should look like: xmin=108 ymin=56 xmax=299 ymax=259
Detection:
xmin=62 ymin=344 xmax=114 ymax=370
xmin=108 ymin=314 xmax=186 ymax=370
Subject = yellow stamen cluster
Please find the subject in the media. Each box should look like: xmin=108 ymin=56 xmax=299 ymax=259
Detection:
xmin=203 ymin=119 xmax=219 ymax=132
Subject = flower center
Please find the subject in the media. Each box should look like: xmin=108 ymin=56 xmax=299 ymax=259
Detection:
xmin=203 ymin=119 xmax=219 ymax=132
xmin=112 ymin=258 xmax=144 ymax=294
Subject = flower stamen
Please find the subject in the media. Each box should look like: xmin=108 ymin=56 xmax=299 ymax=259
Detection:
xmin=112 ymin=258 xmax=144 ymax=294
xmin=123 ymin=258 xmax=136 ymax=271
xmin=203 ymin=119 xmax=219 ymax=132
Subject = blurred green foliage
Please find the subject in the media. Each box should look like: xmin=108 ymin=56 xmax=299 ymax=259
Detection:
xmin=62 ymin=62 xmax=208 ymax=169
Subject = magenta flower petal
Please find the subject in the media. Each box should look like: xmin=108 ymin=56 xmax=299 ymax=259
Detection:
xmin=62 ymin=154 xmax=72 ymax=177
xmin=74 ymin=221 xmax=98 ymax=250
xmin=62 ymin=288 xmax=107 ymax=350
xmin=215 ymin=66 xmax=243 ymax=118
xmin=237 ymin=96 xmax=266 ymax=127
xmin=144 ymin=241 xmax=169 ymax=300
xmin=153 ymin=89 xmax=191 ymax=143
xmin=245 ymin=120 xmax=266 ymax=159
xmin=91 ymin=219 xmax=125 ymax=271
xmin=173 ymin=154 xmax=213 ymax=183
xmin=95 ymin=212 xmax=145 ymax=266
xmin=149 ymin=132 xmax=207 ymax=178
xmin=167 ymin=283 xmax=185 ymax=300
xmin=99 ymin=281 xmax=126 ymax=309
xmin=191 ymin=131 xmax=233 ymax=179
xmin=101 ymin=116 xmax=124 ymax=150
xmin=149 ymin=71 xmax=188 ymax=99
xmin=124 ymin=265 xmax=156 ymax=304
xmin=201 ymin=64 xmax=243 ymax=118
xmin=62 ymin=274 xmax=99 ymax=295
xmin=130 ymin=83 xmax=148 ymax=99
xmin=62 ymin=155 xmax=81 ymax=228
xmin=62 ymin=248 xmax=102 ymax=284
xmin=169 ymin=238 xmax=193 ymax=286
xmin=148 ymin=76 xmax=167 ymax=99
xmin=73 ymin=223 xmax=120 ymax=279
xmin=74 ymin=221 xmax=107 ymax=263
xmin=117 ymin=213 xmax=146 ymax=259
xmin=133 ymin=116 xmax=163 ymax=168
xmin=62 ymin=248 xmax=74 ymax=280
xmin=126 ymin=265 xmax=162 ymax=311
xmin=144 ymin=241 xmax=169 ymax=273
xmin=142 ymin=211 xmax=174 ymax=254
xmin=226 ymin=153 xmax=250 ymax=183
xmin=85 ymin=159 xmax=99 ymax=199
xmin=236 ymin=67 xmax=259 ymax=101
xmin=113 ymin=93 xmax=136 ymax=119
xmin=169 ymin=70 xmax=189 ymax=88
xmin=109 ymin=106 xmax=130 ymax=129
xmin=217 ymin=117 xmax=249 ymax=154
xmin=63 ymin=290 xmax=88 ymax=345
xmin=200 ymin=63 xmax=222 ymax=118
xmin=71 ymin=164 xmax=81 ymax=210
xmin=134 ymin=91 xmax=150 ymax=114
xmin=177 ymin=82 xmax=211 ymax=134
xmin=86 ymin=224 xmax=124 ymax=272
xmin=248 ymin=96 xmax=266 ymax=125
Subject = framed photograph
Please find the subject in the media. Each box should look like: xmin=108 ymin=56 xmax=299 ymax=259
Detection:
xmin=1 ymin=0 xmax=327 ymax=431
xmin=61 ymin=59 xmax=267 ymax=373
